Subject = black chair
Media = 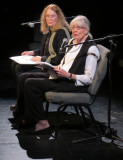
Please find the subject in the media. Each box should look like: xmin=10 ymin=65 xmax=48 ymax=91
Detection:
xmin=45 ymin=44 xmax=110 ymax=139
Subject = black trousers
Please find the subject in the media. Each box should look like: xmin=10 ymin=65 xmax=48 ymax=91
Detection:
xmin=24 ymin=78 xmax=89 ymax=120
xmin=11 ymin=61 xmax=42 ymax=83
xmin=11 ymin=61 xmax=49 ymax=113
xmin=16 ymin=71 xmax=49 ymax=113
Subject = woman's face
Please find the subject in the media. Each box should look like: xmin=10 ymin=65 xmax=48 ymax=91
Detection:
xmin=72 ymin=24 xmax=88 ymax=43
xmin=45 ymin=9 xmax=58 ymax=27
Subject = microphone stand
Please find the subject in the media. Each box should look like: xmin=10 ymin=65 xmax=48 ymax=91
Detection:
xmin=20 ymin=16 xmax=76 ymax=27
xmin=65 ymin=34 xmax=123 ymax=47
xmin=103 ymin=36 xmax=123 ymax=143
xmin=70 ymin=34 xmax=123 ymax=143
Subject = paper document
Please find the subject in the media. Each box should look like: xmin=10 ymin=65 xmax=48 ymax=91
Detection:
xmin=10 ymin=55 xmax=41 ymax=65
xmin=36 ymin=62 xmax=58 ymax=79
xmin=10 ymin=56 xmax=59 ymax=78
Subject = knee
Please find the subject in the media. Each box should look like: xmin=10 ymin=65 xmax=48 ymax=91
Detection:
xmin=15 ymin=64 xmax=22 ymax=73
xmin=24 ymin=78 xmax=34 ymax=92
xmin=11 ymin=62 xmax=16 ymax=71
xmin=15 ymin=64 xmax=23 ymax=79
xmin=18 ymin=73 xmax=28 ymax=84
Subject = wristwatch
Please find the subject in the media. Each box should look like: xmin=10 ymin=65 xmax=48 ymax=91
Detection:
xmin=68 ymin=73 xmax=72 ymax=80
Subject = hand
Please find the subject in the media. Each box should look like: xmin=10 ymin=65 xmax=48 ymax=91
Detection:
xmin=31 ymin=56 xmax=41 ymax=62
xmin=54 ymin=68 xmax=69 ymax=78
xmin=21 ymin=51 xmax=34 ymax=56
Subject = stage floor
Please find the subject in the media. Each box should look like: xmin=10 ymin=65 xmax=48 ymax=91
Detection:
xmin=0 ymin=92 xmax=123 ymax=160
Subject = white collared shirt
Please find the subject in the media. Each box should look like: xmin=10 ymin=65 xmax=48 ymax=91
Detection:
xmin=59 ymin=44 xmax=100 ymax=86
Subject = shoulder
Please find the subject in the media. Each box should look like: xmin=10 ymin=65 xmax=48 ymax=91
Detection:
xmin=88 ymin=45 xmax=100 ymax=59
xmin=55 ymin=27 xmax=70 ymax=34
xmin=54 ymin=28 xmax=71 ymax=41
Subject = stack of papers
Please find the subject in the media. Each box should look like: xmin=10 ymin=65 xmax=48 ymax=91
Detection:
xmin=10 ymin=55 xmax=58 ymax=79
xmin=36 ymin=62 xmax=58 ymax=79
xmin=10 ymin=55 xmax=40 ymax=65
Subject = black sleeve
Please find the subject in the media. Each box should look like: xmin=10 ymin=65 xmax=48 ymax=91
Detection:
xmin=33 ymin=49 xmax=40 ymax=56
xmin=33 ymin=34 xmax=48 ymax=57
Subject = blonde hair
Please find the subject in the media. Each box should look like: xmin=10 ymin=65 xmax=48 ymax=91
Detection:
xmin=40 ymin=4 xmax=71 ymax=34
xmin=70 ymin=15 xmax=93 ymax=39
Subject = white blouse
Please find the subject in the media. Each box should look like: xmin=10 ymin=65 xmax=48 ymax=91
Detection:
xmin=58 ymin=44 xmax=100 ymax=86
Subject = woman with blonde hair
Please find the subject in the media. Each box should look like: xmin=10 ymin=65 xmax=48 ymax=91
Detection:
xmin=10 ymin=4 xmax=71 ymax=116
xmin=41 ymin=4 xmax=71 ymax=34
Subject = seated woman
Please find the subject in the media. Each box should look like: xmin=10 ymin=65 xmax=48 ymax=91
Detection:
xmin=10 ymin=4 xmax=71 ymax=115
xmin=22 ymin=15 xmax=100 ymax=132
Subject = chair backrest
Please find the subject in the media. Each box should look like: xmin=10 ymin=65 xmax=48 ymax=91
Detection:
xmin=88 ymin=44 xmax=110 ymax=96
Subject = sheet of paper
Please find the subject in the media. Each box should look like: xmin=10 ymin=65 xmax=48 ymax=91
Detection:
xmin=36 ymin=62 xmax=58 ymax=79
xmin=10 ymin=55 xmax=40 ymax=65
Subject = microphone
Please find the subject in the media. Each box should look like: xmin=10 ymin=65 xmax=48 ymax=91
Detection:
xmin=20 ymin=16 xmax=75 ymax=28
xmin=21 ymin=21 xmax=40 ymax=28
xmin=21 ymin=22 xmax=35 ymax=28
xmin=59 ymin=38 xmax=68 ymax=51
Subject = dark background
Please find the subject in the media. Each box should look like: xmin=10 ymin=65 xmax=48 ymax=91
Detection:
xmin=0 ymin=0 xmax=123 ymax=94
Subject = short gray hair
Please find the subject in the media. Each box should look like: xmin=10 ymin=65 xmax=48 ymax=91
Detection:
xmin=70 ymin=15 xmax=93 ymax=39
xmin=70 ymin=15 xmax=90 ymax=30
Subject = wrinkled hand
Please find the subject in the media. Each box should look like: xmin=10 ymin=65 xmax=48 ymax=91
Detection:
xmin=31 ymin=56 xmax=41 ymax=62
xmin=21 ymin=51 xmax=34 ymax=56
xmin=54 ymin=67 xmax=69 ymax=78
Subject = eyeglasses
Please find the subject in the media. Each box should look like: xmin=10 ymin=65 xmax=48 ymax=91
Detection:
xmin=72 ymin=26 xmax=85 ymax=30
xmin=46 ymin=15 xmax=57 ymax=19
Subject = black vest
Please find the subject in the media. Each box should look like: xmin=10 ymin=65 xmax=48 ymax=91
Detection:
xmin=68 ymin=37 xmax=96 ymax=74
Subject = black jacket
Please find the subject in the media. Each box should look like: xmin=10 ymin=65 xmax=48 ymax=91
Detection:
xmin=34 ymin=28 xmax=71 ymax=65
